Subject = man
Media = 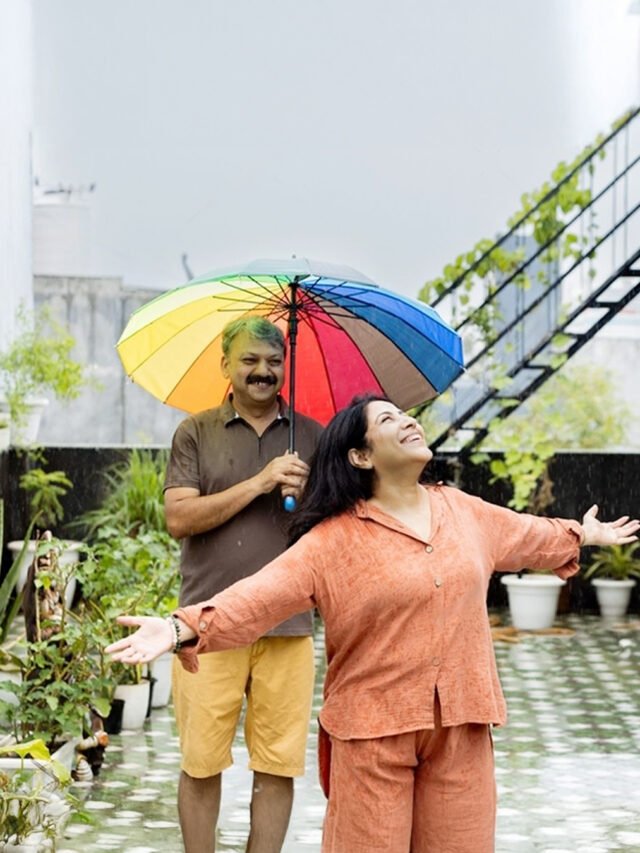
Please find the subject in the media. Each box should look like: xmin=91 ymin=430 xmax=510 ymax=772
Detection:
xmin=164 ymin=317 xmax=323 ymax=853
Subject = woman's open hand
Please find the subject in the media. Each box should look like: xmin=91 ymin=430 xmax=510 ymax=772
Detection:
xmin=581 ymin=505 xmax=640 ymax=547
xmin=105 ymin=615 xmax=174 ymax=665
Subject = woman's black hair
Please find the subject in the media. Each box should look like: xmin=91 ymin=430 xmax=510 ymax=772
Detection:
xmin=287 ymin=393 xmax=389 ymax=545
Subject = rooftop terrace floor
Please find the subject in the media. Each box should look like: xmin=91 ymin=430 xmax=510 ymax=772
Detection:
xmin=57 ymin=614 xmax=640 ymax=852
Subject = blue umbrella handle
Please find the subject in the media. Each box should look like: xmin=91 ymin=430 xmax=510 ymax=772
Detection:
xmin=283 ymin=495 xmax=297 ymax=512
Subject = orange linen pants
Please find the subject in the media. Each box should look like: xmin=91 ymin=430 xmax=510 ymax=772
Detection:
xmin=321 ymin=702 xmax=496 ymax=853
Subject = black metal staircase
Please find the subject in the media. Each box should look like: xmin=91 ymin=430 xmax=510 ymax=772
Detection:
xmin=421 ymin=107 xmax=640 ymax=453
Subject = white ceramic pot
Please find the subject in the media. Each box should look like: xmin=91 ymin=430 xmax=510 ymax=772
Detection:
xmin=7 ymin=540 xmax=82 ymax=609
xmin=114 ymin=679 xmax=151 ymax=730
xmin=148 ymin=651 xmax=173 ymax=708
xmin=0 ymin=739 xmax=74 ymax=848
xmin=0 ymin=737 xmax=77 ymax=776
xmin=1 ymin=835 xmax=46 ymax=851
xmin=501 ymin=574 xmax=566 ymax=630
xmin=592 ymin=578 xmax=636 ymax=619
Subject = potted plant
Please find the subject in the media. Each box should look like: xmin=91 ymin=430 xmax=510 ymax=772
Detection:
xmin=468 ymin=364 xmax=630 ymax=630
xmin=0 ymin=535 xmax=113 ymax=752
xmin=7 ymin=457 xmax=82 ymax=609
xmin=0 ymin=738 xmax=73 ymax=851
xmin=0 ymin=499 xmax=36 ymax=724
xmin=583 ymin=543 xmax=640 ymax=620
xmin=0 ymin=306 xmax=87 ymax=446
xmin=77 ymin=449 xmax=179 ymax=726
xmin=0 ymin=500 xmax=36 ymax=644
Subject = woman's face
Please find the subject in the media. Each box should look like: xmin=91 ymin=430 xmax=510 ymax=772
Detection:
xmin=351 ymin=400 xmax=433 ymax=473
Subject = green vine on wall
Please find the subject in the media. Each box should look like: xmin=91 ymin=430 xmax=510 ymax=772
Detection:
xmin=418 ymin=108 xmax=636 ymax=343
xmin=417 ymin=106 xmax=637 ymax=511
xmin=470 ymin=364 xmax=630 ymax=511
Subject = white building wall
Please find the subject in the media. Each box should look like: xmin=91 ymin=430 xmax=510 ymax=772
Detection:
xmin=0 ymin=0 xmax=33 ymax=339
xmin=33 ymin=188 xmax=94 ymax=277
xmin=25 ymin=1 xmax=640 ymax=447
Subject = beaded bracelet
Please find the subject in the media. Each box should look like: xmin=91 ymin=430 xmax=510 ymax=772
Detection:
xmin=165 ymin=614 xmax=183 ymax=654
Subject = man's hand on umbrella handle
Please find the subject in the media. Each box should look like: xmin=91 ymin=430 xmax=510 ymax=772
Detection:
xmin=257 ymin=452 xmax=310 ymax=495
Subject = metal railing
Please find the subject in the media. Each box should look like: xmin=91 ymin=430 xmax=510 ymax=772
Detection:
xmin=423 ymin=107 xmax=640 ymax=453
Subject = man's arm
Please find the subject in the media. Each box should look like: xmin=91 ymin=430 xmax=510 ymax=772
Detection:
xmin=165 ymin=452 xmax=311 ymax=539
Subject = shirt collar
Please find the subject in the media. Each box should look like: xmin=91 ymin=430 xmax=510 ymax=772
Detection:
xmin=222 ymin=394 xmax=290 ymax=427
xmin=354 ymin=485 xmax=439 ymax=544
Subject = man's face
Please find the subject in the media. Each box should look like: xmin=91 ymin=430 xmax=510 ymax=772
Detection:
xmin=221 ymin=331 xmax=285 ymax=409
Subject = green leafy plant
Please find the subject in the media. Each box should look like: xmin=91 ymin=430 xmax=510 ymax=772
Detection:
xmin=469 ymin=363 xmax=629 ymax=512
xmin=418 ymin=112 xmax=636 ymax=343
xmin=79 ymin=448 xmax=169 ymax=536
xmin=76 ymin=450 xmax=179 ymax=685
xmin=418 ymin=108 xmax=635 ymax=448
xmin=0 ymin=738 xmax=72 ymax=848
xmin=19 ymin=465 xmax=73 ymax=531
xmin=0 ymin=499 xmax=39 ymax=646
xmin=583 ymin=543 xmax=640 ymax=582
xmin=80 ymin=532 xmax=179 ymax=686
xmin=0 ymin=541 xmax=113 ymax=747
xmin=0 ymin=306 xmax=87 ymax=433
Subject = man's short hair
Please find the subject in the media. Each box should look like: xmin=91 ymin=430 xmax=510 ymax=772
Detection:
xmin=222 ymin=317 xmax=286 ymax=358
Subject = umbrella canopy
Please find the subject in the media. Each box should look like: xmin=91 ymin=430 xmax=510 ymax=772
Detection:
xmin=117 ymin=257 xmax=464 ymax=440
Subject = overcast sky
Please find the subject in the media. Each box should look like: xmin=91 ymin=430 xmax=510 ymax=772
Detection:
xmin=32 ymin=0 xmax=639 ymax=298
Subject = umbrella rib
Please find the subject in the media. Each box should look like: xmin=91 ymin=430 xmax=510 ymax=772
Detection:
xmin=297 ymin=305 xmax=348 ymax=331
xmin=304 ymin=279 xmax=375 ymax=302
xmin=297 ymin=288 xmax=356 ymax=323
xmin=299 ymin=283 xmax=389 ymax=317
xmin=314 ymin=289 xmax=458 ymax=363
xmin=305 ymin=291 xmax=459 ymax=389
xmin=246 ymin=274 xmax=294 ymax=304
xmin=206 ymin=292 xmax=284 ymax=311
xmin=271 ymin=275 xmax=297 ymax=302
xmin=206 ymin=274 xmax=298 ymax=315
xmin=207 ymin=277 xmax=287 ymax=308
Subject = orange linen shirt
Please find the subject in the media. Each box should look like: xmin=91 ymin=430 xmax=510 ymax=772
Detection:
xmin=177 ymin=484 xmax=583 ymax=740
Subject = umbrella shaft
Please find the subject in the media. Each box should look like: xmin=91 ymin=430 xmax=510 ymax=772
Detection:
xmin=287 ymin=280 xmax=301 ymax=453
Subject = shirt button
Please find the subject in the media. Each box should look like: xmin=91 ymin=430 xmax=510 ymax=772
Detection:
xmin=199 ymin=620 xmax=208 ymax=631
xmin=434 ymin=578 xmax=443 ymax=588
xmin=425 ymin=544 xmax=433 ymax=553
xmin=432 ymin=657 xmax=441 ymax=666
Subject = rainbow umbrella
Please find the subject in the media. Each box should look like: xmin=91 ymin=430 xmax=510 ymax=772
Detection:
xmin=117 ymin=257 xmax=464 ymax=451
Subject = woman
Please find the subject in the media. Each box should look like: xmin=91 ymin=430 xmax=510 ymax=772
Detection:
xmin=107 ymin=394 xmax=639 ymax=853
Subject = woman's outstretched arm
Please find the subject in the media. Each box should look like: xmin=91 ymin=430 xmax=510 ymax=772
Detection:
xmin=106 ymin=530 xmax=324 ymax=668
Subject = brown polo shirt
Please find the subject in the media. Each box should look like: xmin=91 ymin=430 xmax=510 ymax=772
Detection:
xmin=164 ymin=396 xmax=323 ymax=636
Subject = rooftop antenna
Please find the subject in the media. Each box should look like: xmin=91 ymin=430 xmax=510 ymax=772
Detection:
xmin=181 ymin=253 xmax=194 ymax=281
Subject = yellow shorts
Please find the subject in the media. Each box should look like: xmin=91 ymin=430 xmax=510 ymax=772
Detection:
xmin=172 ymin=635 xmax=315 ymax=779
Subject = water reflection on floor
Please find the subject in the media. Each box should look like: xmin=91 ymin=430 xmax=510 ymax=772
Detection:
xmin=58 ymin=615 xmax=640 ymax=853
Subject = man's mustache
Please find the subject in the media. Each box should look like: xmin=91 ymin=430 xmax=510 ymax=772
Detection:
xmin=247 ymin=375 xmax=277 ymax=385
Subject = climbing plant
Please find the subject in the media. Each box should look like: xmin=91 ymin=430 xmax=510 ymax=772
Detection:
xmin=418 ymin=108 xmax=635 ymax=342
xmin=416 ymin=107 xmax=637 ymax=511
xmin=470 ymin=363 xmax=630 ymax=512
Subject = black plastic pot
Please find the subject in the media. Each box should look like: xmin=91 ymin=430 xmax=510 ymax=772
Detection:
xmin=103 ymin=698 xmax=125 ymax=735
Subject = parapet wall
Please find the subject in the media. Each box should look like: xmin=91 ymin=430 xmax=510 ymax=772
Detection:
xmin=1 ymin=447 xmax=638 ymax=615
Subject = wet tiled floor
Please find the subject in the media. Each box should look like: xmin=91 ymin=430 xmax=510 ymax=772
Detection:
xmin=56 ymin=614 xmax=640 ymax=852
